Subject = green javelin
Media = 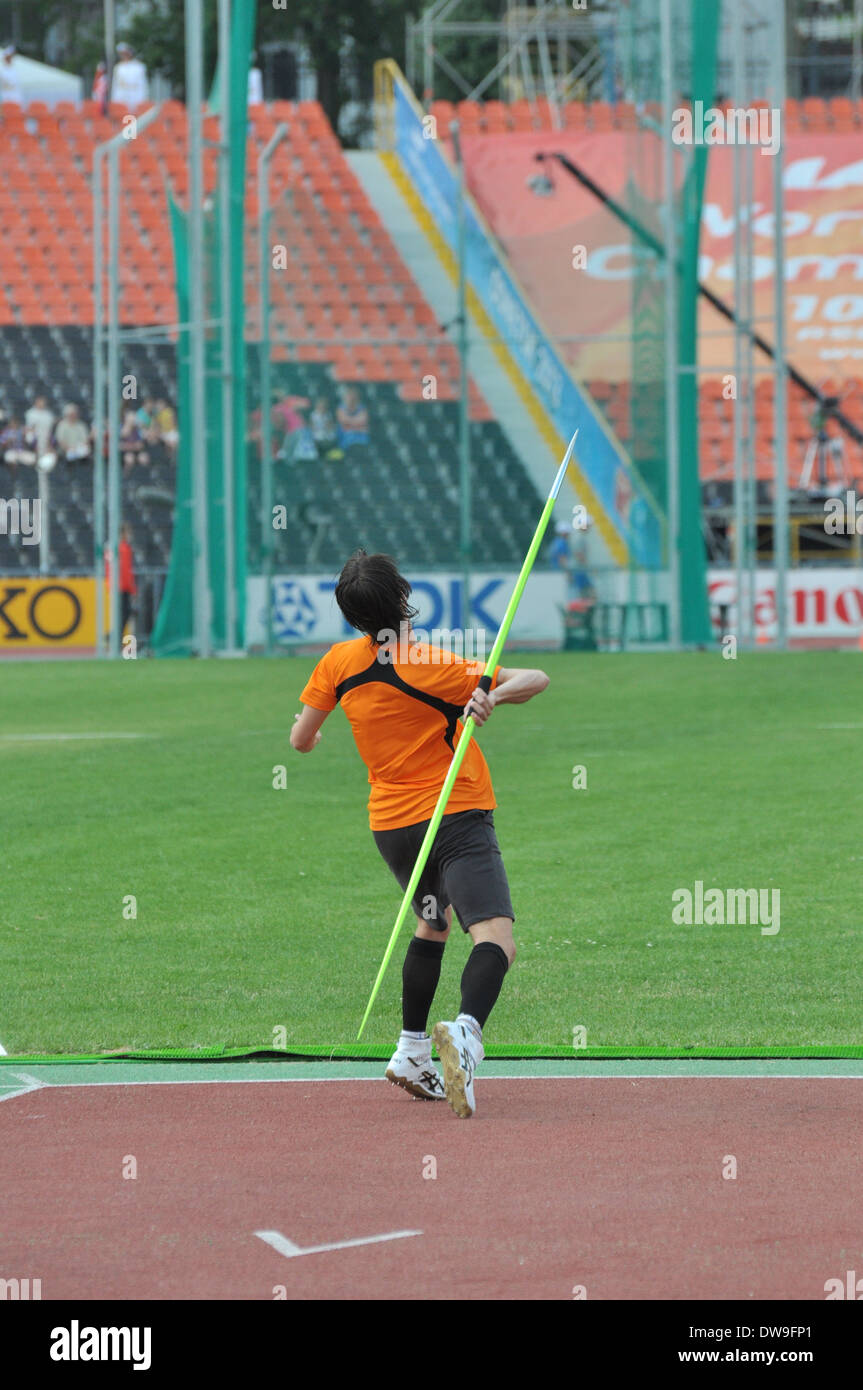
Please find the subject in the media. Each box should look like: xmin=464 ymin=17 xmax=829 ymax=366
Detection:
xmin=356 ymin=429 xmax=578 ymax=1040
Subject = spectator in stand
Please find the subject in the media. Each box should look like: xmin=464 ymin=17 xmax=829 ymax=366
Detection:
xmin=337 ymin=386 xmax=370 ymax=449
xmin=25 ymin=394 xmax=56 ymax=461
xmin=0 ymin=415 xmax=37 ymax=467
xmin=0 ymin=44 xmax=22 ymax=107
xmin=272 ymin=391 xmax=307 ymax=438
xmin=282 ymin=412 xmax=319 ymax=464
xmin=111 ymin=42 xmax=149 ymax=109
xmin=118 ymin=523 xmax=137 ymax=636
xmin=55 ymin=403 xmax=92 ymax=464
xmin=248 ymin=52 xmax=263 ymax=107
xmin=104 ymin=524 xmax=137 ymax=638
xmin=92 ymin=60 xmax=108 ymax=107
xmin=549 ymin=521 xmax=571 ymax=577
xmin=310 ymin=396 xmax=342 ymax=460
xmin=269 ymin=392 xmax=313 ymax=461
xmin=154 ymin=398 xmax=178 ymax=458
xmin=120 ymin=406 xmax=149 ymax=473
xmin=136 ymin=396 xmax=160 ymax=446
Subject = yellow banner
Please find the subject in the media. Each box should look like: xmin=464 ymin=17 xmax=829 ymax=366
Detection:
xmin=0 ymin=577 xmax=97 ymax=648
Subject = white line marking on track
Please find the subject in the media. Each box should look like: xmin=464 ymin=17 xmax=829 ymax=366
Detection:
xmin=255 ymin=1228 xmax=422 ymax=1259
xmin=0 ymin=1072 xmax=47 ymax=1103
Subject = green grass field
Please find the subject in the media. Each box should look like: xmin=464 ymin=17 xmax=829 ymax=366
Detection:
xmin=1 ymin=651 xmax=860 ymax=1056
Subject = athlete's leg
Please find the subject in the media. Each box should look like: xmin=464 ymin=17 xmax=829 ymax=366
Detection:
xmin=468 ymin=915 xmax=515 ymax=966
xmin=402 ymin=905 xmax=451 ymax=1032
xmin=430 ymin=813 xmax=516 ymax=1117
xmin=457 ymin=916 xmax=512 ymax=1035
xmin=414 ymin=905 xmax=452 ymax=943
xmin=375 ymin=821 xmax=449 ymax=1099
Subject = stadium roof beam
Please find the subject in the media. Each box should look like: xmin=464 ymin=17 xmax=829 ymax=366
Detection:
xmin=406 ymin=0 xmax=614 ymax=111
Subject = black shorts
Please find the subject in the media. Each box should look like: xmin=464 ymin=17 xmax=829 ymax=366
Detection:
xmin=373 ymin=808 xmax=514 ymax=934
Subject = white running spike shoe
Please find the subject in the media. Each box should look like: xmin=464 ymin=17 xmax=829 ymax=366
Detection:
xmin=432 ymin=1018 xmax=484 ymax=1118
xmin=386 ymin=1035 xmax=446 ymax=1100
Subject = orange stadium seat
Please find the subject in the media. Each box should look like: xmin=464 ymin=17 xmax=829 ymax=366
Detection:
xmin=801 ymin=97 xmax=830 ymax=130
xmin=455 ymin=100 xmax=483 ymax=134
xmin=482 ymin=100 xmax=511 ymax=133
xmin=829 ymin=97 xmax=858 ymax=130
xmin=563 ymin=102 xmax=589 ymax=130
xmin=589 ymin=101 xmax=616 ymax=132
xmin=509 ymin=99 xmax=534 ymax=132
xmin=784 ymin=98 xmax=803 ymax=135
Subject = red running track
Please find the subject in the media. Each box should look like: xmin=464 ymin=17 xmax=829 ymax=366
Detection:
xmin=0 ymin=1078 xmax=859 ymax=1300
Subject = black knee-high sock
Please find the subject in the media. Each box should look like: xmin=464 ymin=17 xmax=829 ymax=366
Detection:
xmin=402 ymin=935 xmax=445 ymax=1033
xmin=459 ymin=941 xmax=509 ymax=1029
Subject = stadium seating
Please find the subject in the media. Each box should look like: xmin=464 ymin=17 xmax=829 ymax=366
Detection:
xmin=419 ymin=95 xmax=862 ymax=141
xmin=0 ymin=99 xmax=547 ymax=580
xmin=0 ymin=325 xmax=541 ymax=575
xmin=587 ymin=375 xmax=863 ymax=490
xmin=3 ymin=94 xmax=861 ymax=586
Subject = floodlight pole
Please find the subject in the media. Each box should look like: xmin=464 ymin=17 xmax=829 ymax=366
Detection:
xmin=659 ymin=0 xmax=681 ymax=649
xmin=258 ymin=123 xmax=288 ymax=657
xmin=103 ymin=0 xmax=115 ymax=112
xmin=93 ymin=104 xmax=161 ymax=660
xmin=38 ymin=468 xmax=51 ymax=574
xmin=93 ymin=151 xmax=106 ymax=656
xmin=218 ymin=0 xmax=238 ymax=654
xmin=107 ymin=136 xmax=121 ymax=658
xmin=186 ymin=0 xmax=211 ymax=657
xmin=731 ymin=0 xmax=747 ymax=649
xmin=451 ymin=119 xmax=471 ymax=636
xmin=772 ymin=5 xmax=789 ymax=650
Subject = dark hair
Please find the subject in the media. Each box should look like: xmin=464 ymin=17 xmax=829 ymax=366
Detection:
xmin=334 ymin=550 xmax=417 ymax=642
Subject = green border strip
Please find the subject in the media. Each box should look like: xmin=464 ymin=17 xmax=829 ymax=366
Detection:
xmin=4 ymin=1060 xmax=863 ymax=1092
xmin=1 ymin=1043 xmax=862 ymax=1066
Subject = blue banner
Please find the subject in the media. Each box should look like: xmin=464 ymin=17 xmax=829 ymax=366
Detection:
xmin=392 ymin=78 xmax=662 ymax=568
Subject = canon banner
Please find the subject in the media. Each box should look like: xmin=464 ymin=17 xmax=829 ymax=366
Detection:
xmin=708 ymin=568 xmax=863 ymax=644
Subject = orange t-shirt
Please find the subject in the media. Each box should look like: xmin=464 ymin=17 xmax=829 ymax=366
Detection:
xmin=300 ymin=636 xmax=500 ymax=830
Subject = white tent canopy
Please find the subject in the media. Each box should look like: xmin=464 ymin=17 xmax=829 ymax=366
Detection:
xmin=1 ymin=54 xmax=84 ymax=108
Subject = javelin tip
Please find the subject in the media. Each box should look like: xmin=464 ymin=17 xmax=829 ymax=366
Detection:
xmin=550 ymin=428 xmax=578 ymax=500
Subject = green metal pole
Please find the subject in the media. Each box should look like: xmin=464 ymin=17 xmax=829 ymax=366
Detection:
xmin=218 ymin=0 xmax=236 ymax=653
xmin=186 ymin=0 xmax=211 ymax=657
xmin=451 ymin=119 xmax=471 ymax=635
xmin=92 ymin=148 xmax=106 ymax=657
xmin=258 ymin=124 xmax=287 ymax=657
xmin=356 ymin=429 xmax=578 ymax=1040
xmin=107 ymin=137 xmax=121 ymax=659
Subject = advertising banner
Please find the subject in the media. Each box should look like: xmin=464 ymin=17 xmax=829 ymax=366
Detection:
xmin=709 ymin=567 xmax=863 ymax=643
xmin=464 ymin=128 xmax=863 ymax=383
xmin=0 ymin=576 xmax=96 ymax=649
xmin=247 ymin=570 xmax=567 ymax=650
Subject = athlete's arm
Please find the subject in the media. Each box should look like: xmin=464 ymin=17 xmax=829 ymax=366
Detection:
xmin=465 ymin=666 xmax=549 ymax=726
xmin=290 ymin=704 xmax=329 ymax=752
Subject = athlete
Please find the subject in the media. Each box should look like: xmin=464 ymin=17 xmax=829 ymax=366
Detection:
xmin=290 ymin=550 xmax=549 ymax=1117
